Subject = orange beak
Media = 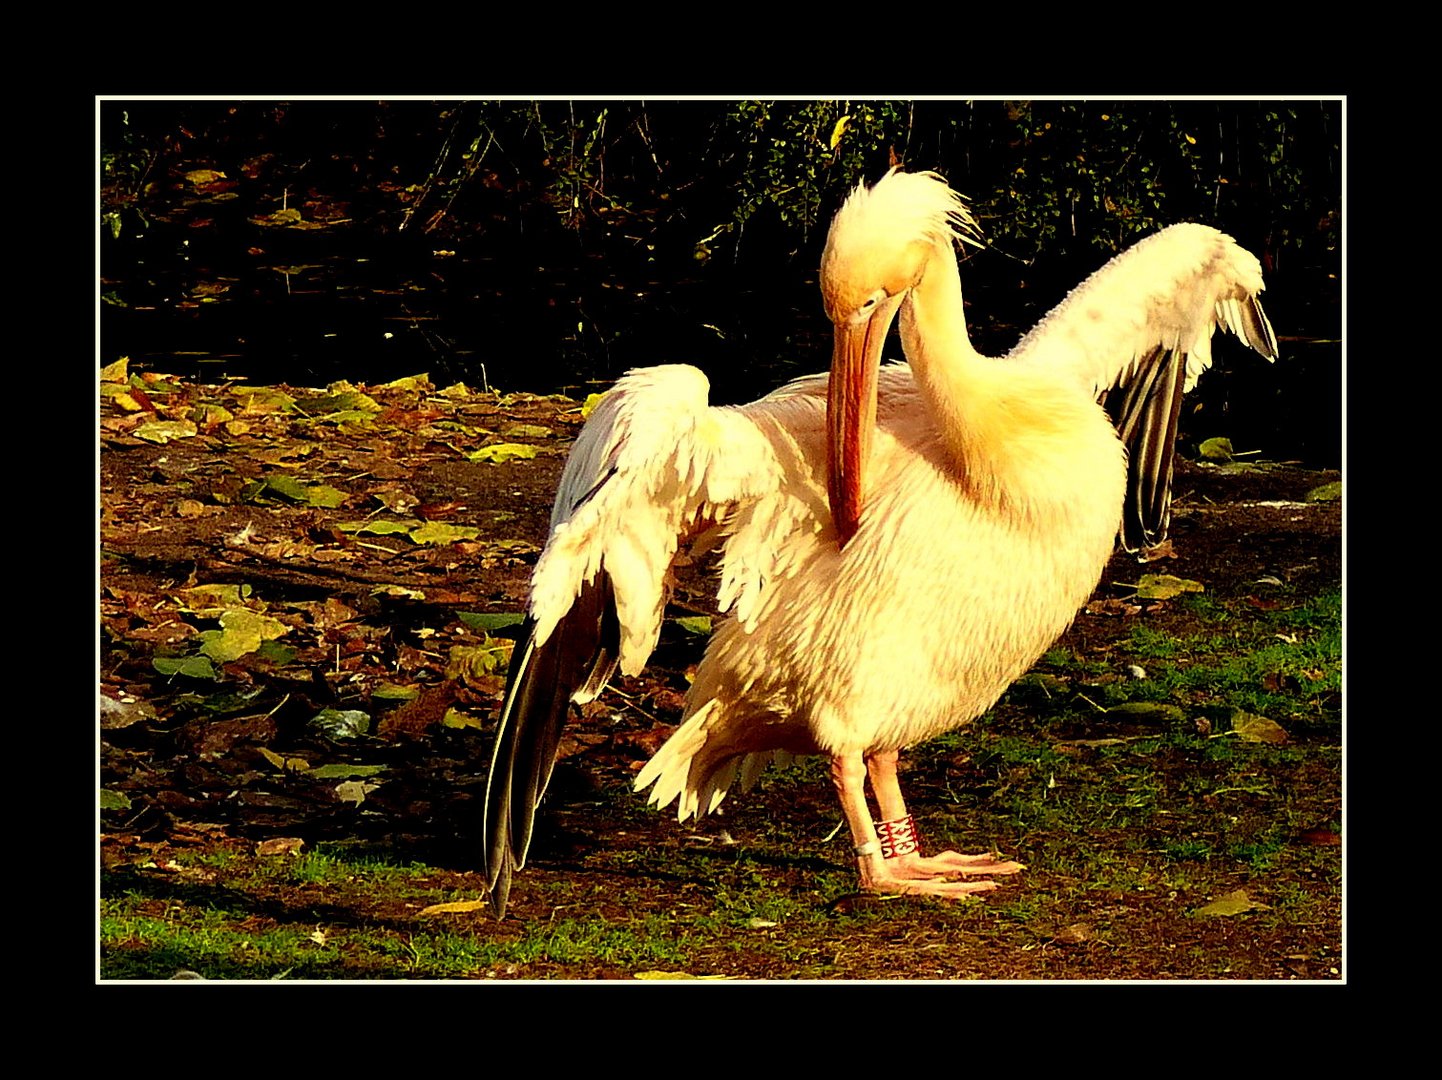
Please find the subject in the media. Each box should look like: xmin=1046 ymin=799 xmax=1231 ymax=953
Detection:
xmin=827 ymin=293 xmax=905 ymax=549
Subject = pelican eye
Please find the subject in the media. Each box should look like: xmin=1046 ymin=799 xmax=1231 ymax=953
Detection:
xmin=855 ymin=289 xmax=890 ymax=321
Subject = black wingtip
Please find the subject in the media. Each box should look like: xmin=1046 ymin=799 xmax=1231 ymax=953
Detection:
xmin=481 ymin=579 xmax=617 ymax=920
xmin=1107 ymin=346 xmax=1186 ymax=555
xmin=487 ymin=850 xmax=513 ymax=918
xmin=1246 ymin=297 xmax=1280 ymax=361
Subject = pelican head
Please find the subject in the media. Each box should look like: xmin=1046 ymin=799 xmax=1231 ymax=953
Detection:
xmin=820 ymin=169 xmax=982 ymax=547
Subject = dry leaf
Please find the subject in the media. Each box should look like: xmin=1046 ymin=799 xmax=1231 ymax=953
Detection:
xmin=1231 ymin=711 xmax=1288 ymax=744
xmin=1194 ymin=889 xmax=1271 ymax=917
xmin=256 ymin=837 xmax=306 ymax=857
xmin=419 ymin=899 xmax=487 ymax=916
xmin=1135 ymin=574 xmax=1204 ymax=600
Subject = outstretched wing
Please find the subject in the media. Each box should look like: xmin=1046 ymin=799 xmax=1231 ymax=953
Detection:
xmin=483 ymin=364 xmax=823 ymax=916
xmin=1009 ymin=223 xmax=1278 ymax=553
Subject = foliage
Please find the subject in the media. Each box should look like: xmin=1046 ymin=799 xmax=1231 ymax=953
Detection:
xmin=700 ymin=101 xmax=913 ymax=255
xmin=99 ymin=98 xmax=1340 ymax=272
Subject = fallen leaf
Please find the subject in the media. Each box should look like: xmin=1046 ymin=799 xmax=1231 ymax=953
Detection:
xmin=380 ymin=374 xmax=432 ymax=392
xmin=420 ymin=899 xmax=487 ymax=916
xmin=308 ymin=389 xmax=379 ymax=414
xmin=153 ymin=655 xmax=217 ymax=680
xmin=309 ymin=763 xmax=387 ymax=780
xmin=459 ymin=612 xmax=525 ymax=631
xmin=133 ymin=419 xmax=198 ymax=444
xmin=1194 ymin=889 xmax=1272 ymax=917
xmin=344 ymin=519 xmax=416 ymax=536
xmin=1198 ymin=436 xmax=1234 ymax=462
xmin=446 ymin=642 xmax=514 ymax=681
xmin=196 ymin=608 xmax=289 ymax=662
xmin=372 ymin=683 xmax=420 ymax=703
xmin=255 ymin=837 xmax=306 ymax=857
xmin=334 ymin=779 xmax=381 ymax=806
xmin=1135 ymin=574 xmax=1205 ymax=600
xmin=1230 ymin=710 xmax=1287 ymax=744
xmin=307 ymin=709 xmax=371 ymax=740
xmin=410 ymin=522 xmax=481 ymax=546
xmin=372 ymin=584 xmax=426 ymax=600
xmin=252 ymin=208 xmax=303 ymax=227
xmin=107 ymin=390 xmax=147 ymax=412
xmin=176 ymin=583 xmax=253 ymax=615
xmin=1135 ymin=538 xmax=1176 ymax=563
xmin=378 ymin=683 xmax=461 ymax=738
xmin=302 ymin=484 xmax=348 ymax=509
xmin=258 ymin=747 xmax=310 ymax=772
xmin=442 ymin=707 xmax=484 ymax=730
xmin=468 ymin=443 xmax=539 ymax=464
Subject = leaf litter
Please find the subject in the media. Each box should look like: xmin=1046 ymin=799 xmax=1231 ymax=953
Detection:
xmin=100 ymin=368 xmax=1342 ymax=980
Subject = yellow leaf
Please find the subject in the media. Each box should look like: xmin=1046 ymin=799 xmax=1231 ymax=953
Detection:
xmin=133 ymin=419 xmax=198 ymax=444
xmin=442 ymin=707 xmax=485 ymax=730
xmin=1135 ymin=574 xmax=1204 ymax=601
xmin=1231 ymin=711 xmax=1288 ymax=744
xmin=468 ymin=443 xmax=540 ymax=464
xmin=258 ymin=747 xmax=286 ymax=770
xmin=829 ymin=116 xmax=851 ymax=150
xmin=381 ymin=373 xmax=433 ymax=391
xmin=410 ymin=522 xmax=481 ymax=546
xmin=419 ymin=899 xmax=487 ymax=916
xmin=1194 ymin=889 xmax=1271 ymax=917
xmin=100 ymin=357 xmax=130 ymax=383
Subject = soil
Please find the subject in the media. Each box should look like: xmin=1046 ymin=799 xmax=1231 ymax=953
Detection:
xmin=99 ymin=374 xmax=1342 ymax=980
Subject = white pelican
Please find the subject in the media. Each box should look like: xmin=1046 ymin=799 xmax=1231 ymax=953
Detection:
xmin=483 ymin=169 xmax=1277 ymax=916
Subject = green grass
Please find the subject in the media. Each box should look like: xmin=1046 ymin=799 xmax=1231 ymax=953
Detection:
xmin=99 ymin=585 xmax=1340 ymax=980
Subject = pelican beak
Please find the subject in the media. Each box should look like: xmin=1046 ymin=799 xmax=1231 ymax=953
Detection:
xmin=827 ymin=293 xmax=904 ymax=549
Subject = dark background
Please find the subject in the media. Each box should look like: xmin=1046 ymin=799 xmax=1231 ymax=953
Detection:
xmin=99 ymin=99 xmax=1342 ymax=466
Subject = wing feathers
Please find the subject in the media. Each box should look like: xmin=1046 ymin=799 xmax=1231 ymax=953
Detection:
xmin=483 ymin=364 xmax=808 ymax=915
xmin=484 ymin=576 xmax=612 ymax=916
xmin=1012 ymin=223 xmax=1278 ymax=554
xmin=1103 ymin=347 xmax=1189 ymax=552
xmin=1010 ymin=222 xmax=1276 ymax=396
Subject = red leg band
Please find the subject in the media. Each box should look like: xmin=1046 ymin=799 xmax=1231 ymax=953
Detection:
xmin=876 ymin=815 xmax=919 ymax=859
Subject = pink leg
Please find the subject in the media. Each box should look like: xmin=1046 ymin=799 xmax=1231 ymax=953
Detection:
xmin=831 ymin=752 xmax=1015 ymax=898
xmin=864 ymin=748 xmax=1025 ymax=884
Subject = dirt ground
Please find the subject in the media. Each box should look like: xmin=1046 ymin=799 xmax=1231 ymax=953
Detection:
xmin=99 ymin=373 xmax=1342 ymax=980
